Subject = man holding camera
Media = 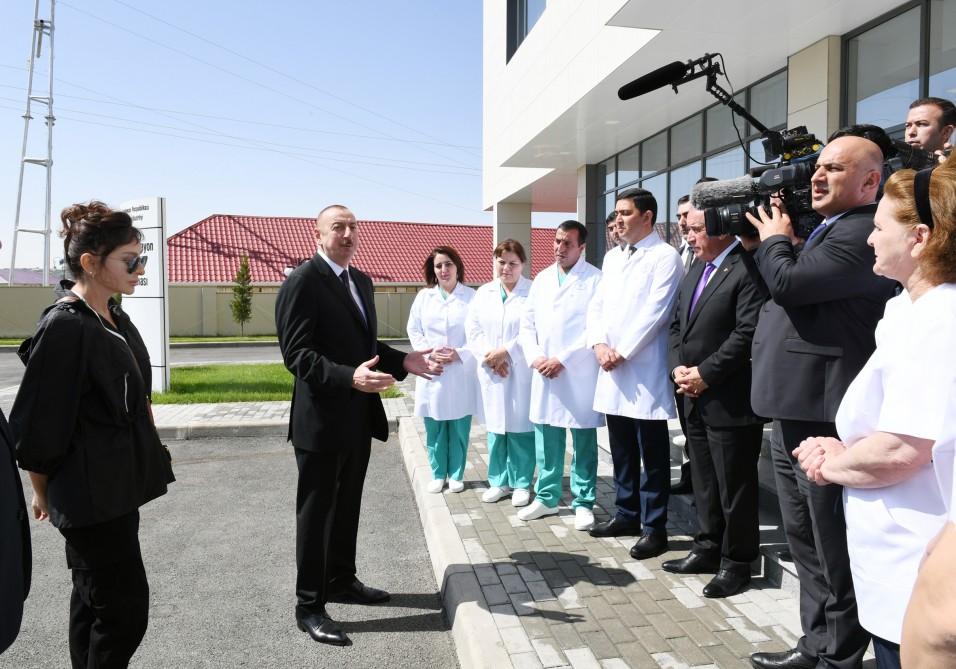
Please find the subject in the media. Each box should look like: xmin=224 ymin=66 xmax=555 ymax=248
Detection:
xmin=905 ymin=96 xmax=955 ymax=156
xmin=743 ymin=135 xmax=897 ymax=669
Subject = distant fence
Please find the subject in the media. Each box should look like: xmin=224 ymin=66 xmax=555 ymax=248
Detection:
xmin=0 ymin=283 xmax=425 ymax=339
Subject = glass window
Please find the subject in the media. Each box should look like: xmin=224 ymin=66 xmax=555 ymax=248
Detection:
xmin=748 ymin=137 xmax=772 ymax=169
xmin=671 ymin=114 xmax=703 ymax=165
xmin=705 ymin=146 xmax=746 ymax=181
xmin=598 ymin=158 xmax=615 ymax=192
xmin=617 ymin=145 xmax=640 ymax=187
xmin=642 ymin=131 xmax=668 ymax=176
xmin=706 ymin=96 xmax=746 ymax=151
xmin=749 ymin=72 xmax=788 ymax=131
xmin=847 ymin=6 xmax=921 ymax=128
xmin=668 ymin=162 xmax=701 ymax=220
xmin=638 ymin=173 xmax=668 ymax=224
xmin=929 ymin=0 xmax=956 ymax=100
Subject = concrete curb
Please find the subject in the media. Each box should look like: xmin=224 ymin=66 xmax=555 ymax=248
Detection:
xmin=156 ymin=420 xmax=288 ymax=441
xmin=397 ymin=417 xmax=513 ymax=669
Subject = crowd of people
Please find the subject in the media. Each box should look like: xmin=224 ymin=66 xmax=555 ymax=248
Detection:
xmin=2 ymin=97 xmax=955 ymax=668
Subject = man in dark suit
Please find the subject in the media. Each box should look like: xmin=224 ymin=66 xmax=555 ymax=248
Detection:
xmin=662 ymin=205 xmax=767 ymax=599
xmin=275 ymin=204 xmax=437 ymax=647
xmin=744 ymin=136 xmax=897 ymax=669
xmin=1 ymin=407 xmax=30 ymax=654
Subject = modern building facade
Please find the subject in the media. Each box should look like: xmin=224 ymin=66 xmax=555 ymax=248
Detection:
xmin=484 ymin=0 xmax=956 ymax=262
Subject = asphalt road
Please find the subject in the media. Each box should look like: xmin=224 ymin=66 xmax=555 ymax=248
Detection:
xmin=4 ymin=434 xmax=457 ymax=668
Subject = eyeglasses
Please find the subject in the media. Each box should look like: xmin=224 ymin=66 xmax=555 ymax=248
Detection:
xmin=107 ymin=255 xmax=148 ymax=273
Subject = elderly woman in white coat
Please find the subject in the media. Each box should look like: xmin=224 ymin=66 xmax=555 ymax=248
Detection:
xmin=466 ymin=239 xmax=534 ymax=507
xmin=408 ymin=246 xmax=478 ymax=494
xmin=793 ymin=155 xmax=956 ymax=669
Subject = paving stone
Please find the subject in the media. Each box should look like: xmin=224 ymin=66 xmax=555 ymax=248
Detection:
xmin=475 ymin=564 xmax=501 ymax=586
xmin=533 ymin=553 xmax=561 ymax=570
xmin=669 ymin=586 xmax=705 ymax=609
xmin=726 ymin=617 xmax=771 ymax=643
xmin=511 ymin=651 xmax=546 ymax=669
xmin=503 ymin=573 xmax=530 ymax=594
xmin=529 ymin=580 xmax=557 ymax=602
xmin=582 ymin=596 xmax=618 ymax=621
xmin=485 ymin=542 xmax=511 ymax=560
xmin=543 ymin=569 xmax=572 ymax=589
xmin=668 ymin=634 xmax=715 ymax=666
xmin=550 ymin=621 xmax=585 ymax=650
xmin=583 ymin=566 xmax=613 ymax=585
xmin=610 ymin=603 xmax=647 ymax=629
xmin=532 ymin=637 xmax=568 ymax=668
xmin=644 ymin=612 xmax=686 ymax=640
xmin=519 ymin=564 xmax=546 ymax=582
xmin=598 ymin=618 xmax=636 ymax=645
xmin=714 ymin=628 xmax=766 ymax=657
xmin=564 ymin=647 xmax=602 ymax=669
xmin=497 ymin=563 xmax=520 ymax=576
xmin=556 ymin=585 xmax=585 ymax=610
xmin=734 ymin=601 xmax=777 ymax=628
xmin=599 ymin=659 xmax=630 ymax=669
xmin=521 ymin=615 xmax=554 ymax=640
xmin=490 ymin=603 xmax=523 ymax=629
xmin=628 ymin=591 xmax=665 ymax=616
xmin=501 ymin=626 xmax=535 ymax=653
xmin=702 ymin=644 xmax=753 ymax=669
xmin=690 ymin=604 xmax=736 ymax=633
xmin=579 ymin=630 xmax=618 ymax=660
xmin=482 ymin=583 xmax=511 ymax=606
xmin=512 ymin=591 xmax=538 ymax=616
xmin=676 ymin=618 xmax=721 ymax=647
xmin=631 ymin=625 xmax=671 ymax=654
xmin=600 ymin=587 xmax=632 ymax=605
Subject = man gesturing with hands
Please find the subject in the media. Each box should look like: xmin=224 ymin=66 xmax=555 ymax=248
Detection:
xmin=275 ymin=204 xmax=438 ymax=647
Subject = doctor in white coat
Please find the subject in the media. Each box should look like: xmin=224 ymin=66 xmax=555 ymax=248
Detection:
xmin=407 ymin=246 xmax=478 ymax=494
xmin=466 ymin=239 xmax=535 ymax=507
xmin=518 ymin=221 xmax=604 ymax=531
xmin=587 ymin=187 xmax=682 ymax=560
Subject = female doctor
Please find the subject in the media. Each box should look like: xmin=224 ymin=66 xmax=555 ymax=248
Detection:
xmin=408 ymin=246 xmax=478 ymax=494
xmin=792 ymin=155 xmax=956 ymax=668
xmin=466 ymin=240 xmax=534 ymax=507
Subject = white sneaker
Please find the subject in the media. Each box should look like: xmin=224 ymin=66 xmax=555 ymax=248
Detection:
xmin=574 ymin=507 xmax=595 ymax=531
xmin=517 ymin=500 xmax=559 ymax=521
xmin=482 ymin=486 xmax=511 ymax=503
xmin=426 ymin=479 xmax=444 ymax=494
xmin=511 ymin=488 xmax=531 ymax=507
xmin=448 ymin=479 xmax=465 ymax=493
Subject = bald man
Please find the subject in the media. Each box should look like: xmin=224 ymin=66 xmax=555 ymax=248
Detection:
xmin=743 ymin=136 xmax=897 ymax=669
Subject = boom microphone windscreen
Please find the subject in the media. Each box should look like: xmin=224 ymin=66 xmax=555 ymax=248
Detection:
xmin=690 ymin=176 xmax=759 ymax=209
xmin=618 ymin=61 xmax=689 ymax=101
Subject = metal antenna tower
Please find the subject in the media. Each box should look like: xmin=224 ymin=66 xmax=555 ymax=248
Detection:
xmin=8 ymin=0 xmax=56 ymax=286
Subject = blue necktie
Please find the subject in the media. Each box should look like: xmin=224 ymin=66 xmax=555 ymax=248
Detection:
xmin=804 ymin=221 xmax=828 ymax=249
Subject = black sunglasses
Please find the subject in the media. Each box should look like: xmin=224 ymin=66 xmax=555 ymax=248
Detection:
xmin=106 ymin=255 xmax=148 ymax=273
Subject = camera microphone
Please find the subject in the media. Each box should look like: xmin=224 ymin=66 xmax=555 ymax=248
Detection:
xmin=690 ymin=176 xmax=759 ymax=209
xmin=618 ymin=61 xmax=689 ymax=100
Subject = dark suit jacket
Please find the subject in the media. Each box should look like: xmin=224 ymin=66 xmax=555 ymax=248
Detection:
xmin=750 ymin=204 xmax=897 ymax=422
xmin=668 ymin=245 xmax=766 ymax=428
xmin=275 ymin=254 xmax=407 ymax=451
xmin=1 ymin=408 xmax=30 ymax=654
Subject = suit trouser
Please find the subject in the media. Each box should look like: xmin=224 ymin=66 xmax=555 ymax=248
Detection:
xmin=532 ymin=424 xmax=596 ymax=509
xmin=605 ymin=415 xmax=671 ymax=533
xmin=59 ymin=513 xmax=148 ymax=669
xmin=685 ymin=407 xmax=763 ymax=573
xmin=487 ymin=431 xmax=535 ymax=489
xmin=674 ymin=386 xmax=691 ymax=484
xmin=295 ymin=436 xmax=371 ymax=615
xmin=771 ymin=420 xmax=869 ymax=669
xmin=423 ymin=416 xmax=472 ymax=481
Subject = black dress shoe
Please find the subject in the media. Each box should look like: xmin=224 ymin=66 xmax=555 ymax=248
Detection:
xmin=749 ymin=648 xmax=816 ymax=669
xmin=327 ymin=579 xmax=391 ymax=605
xmin=702 ymin=569 xmax=750 ymax=598
xmin=661 ymin=552 xmax=720 ymax=575
xmin=296 ymin=612 xmax=350 ymax=646
xmin=589 ymin=516 xmax=642 ymax=538
xmin=629 ymin=533 xmax=668 ymax=560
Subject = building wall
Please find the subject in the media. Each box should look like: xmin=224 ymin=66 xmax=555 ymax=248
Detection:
xmin=0 ymin=286 xmax=58 ymax=338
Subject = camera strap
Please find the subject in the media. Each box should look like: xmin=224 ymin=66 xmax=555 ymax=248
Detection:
xmin=914 ymin=167 xmax=936 ymax=229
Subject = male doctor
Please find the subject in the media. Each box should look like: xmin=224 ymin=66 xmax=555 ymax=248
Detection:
xmin=518 ymin=221 xmax=604 ymax=531
xmin=587 ymin=188 xmax=683 ymax=560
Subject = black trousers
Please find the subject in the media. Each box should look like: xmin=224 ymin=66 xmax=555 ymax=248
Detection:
xmin=59 ymin=512 xmax=148 ymax=669
xmin=686 ymin=408 xmax=763 ymax=573
xmin=605 ymin=415 xmax=671 ymax=533
xmin=294 ymin=434 xmax=371 ymax=616
xmin=771 ymin=420 xmax=869 ymax=669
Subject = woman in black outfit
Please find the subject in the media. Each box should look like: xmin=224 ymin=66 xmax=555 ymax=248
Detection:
xmin=12 ymin=201 xmax=174 ymax=668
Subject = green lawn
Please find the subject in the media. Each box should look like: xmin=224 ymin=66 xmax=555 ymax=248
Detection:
xmin=171 ymin=335 xmax=278 ymax=343
xmin=153 ymin=363 xmax=403 ymax=404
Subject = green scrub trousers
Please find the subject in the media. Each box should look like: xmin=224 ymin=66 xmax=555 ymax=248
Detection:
xmin=423 ymin=416 xmax=472 ymax=481
xmin=532 ymin=423 xmax=597 ymax=509
xmin=486 ymin=431 xmax=535 ymax=489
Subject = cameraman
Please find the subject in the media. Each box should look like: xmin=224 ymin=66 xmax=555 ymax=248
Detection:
xmin=905 ymin=97 xmax=955 ymax=156
xmin=743 ymin=135 xmax=897 ymax=669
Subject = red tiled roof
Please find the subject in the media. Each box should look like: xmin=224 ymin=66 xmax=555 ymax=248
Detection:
xmin=167 ymin=215 xmax=557 ymax=284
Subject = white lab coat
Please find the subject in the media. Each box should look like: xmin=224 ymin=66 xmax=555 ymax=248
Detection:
xmin=519 ymin=257 xmax=604 ymax=429
xmin=465 ymin=277 xmax=533 ymax=434
xmin=587 ymin=232 xmax=682 ymax=420
xmin=407 ymin=283 xmax=480 ymax=421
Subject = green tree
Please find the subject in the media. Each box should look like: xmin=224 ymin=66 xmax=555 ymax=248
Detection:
xmin=230 ymin=254 xmax=253 ymax=336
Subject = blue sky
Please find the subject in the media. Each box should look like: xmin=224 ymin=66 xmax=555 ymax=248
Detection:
xmin=0 ymin=1 xmax=491 ymax=268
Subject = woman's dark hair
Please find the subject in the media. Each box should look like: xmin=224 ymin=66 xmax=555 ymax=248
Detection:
xmin=493 ymin=238 xmax=527 ymax=263
xmin=60 ymin=201 xmax=142 ymax=279
xmin=422 ymin=245 xmax=465 ymax=287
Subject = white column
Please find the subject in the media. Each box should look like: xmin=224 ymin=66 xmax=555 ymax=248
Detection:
xmin=493 ymin=202 xmax=532 ymax=277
